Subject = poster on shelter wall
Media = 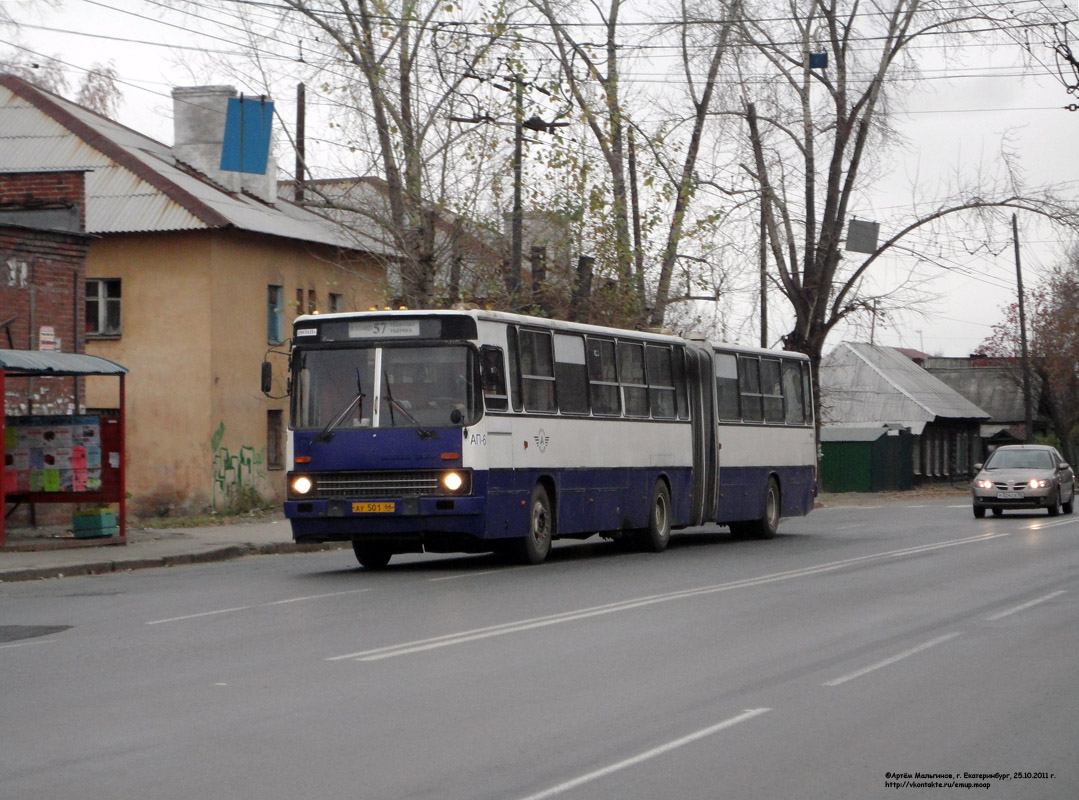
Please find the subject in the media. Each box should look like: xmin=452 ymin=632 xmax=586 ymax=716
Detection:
xmin=3 ymin=416 xmax=102 ymax=494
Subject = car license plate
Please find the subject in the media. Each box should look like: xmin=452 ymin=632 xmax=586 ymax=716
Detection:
xmin=995 ymin=492 xmax=1023 ymax=500
xmin=352 ymin=502 xmax=395 ymax=513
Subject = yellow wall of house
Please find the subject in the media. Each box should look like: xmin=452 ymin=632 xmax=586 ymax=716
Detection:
xmin=85 ymin=230 xmax=385 ymax=516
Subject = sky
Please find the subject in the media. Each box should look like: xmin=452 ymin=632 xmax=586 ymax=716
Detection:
xmin=4 ymin=0 xmax=1079 ymax=358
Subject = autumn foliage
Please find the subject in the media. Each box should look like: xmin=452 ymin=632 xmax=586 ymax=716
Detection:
xmin=980 ymin=260 xmax=1079 ymax=461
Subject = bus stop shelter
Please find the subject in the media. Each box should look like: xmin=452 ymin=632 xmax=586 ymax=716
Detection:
xmin=1 ymin=349 xmax=128 ymax=548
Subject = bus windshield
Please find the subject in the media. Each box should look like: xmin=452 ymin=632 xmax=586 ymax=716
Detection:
xmin=291 ymin=344 xmax=480 ymax=431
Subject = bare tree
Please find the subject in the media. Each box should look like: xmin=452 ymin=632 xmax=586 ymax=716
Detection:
xmin=198 ymin=0 xmax=521 ymax=307
xmin=646 ymin=0 xmax=741 ymax=327
xmin=725 ymin=0 xmax=1079 ymax=416
xmin=528 ymin=0 xmax=641 ymax=321
xmin=981 ymin=256 xmax=1079 ymax=463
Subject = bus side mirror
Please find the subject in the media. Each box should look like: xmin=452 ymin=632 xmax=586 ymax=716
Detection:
xmin=261 ymin=361 xmax=273 ymax=394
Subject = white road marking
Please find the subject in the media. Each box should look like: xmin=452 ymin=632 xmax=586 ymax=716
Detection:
xmin=513 ymin=709 xmax=771 ymax=800
xmin=0 ymin=638 xmax=58 ymax=650
xmin=1026 ymin=517 xmax=1079 ymax=530
xmin=823 ymin=633 xmax=962 ymax=687
xmin=145 ymin=588 xmax=372 ymax=625
xmin=329 ymin=532 xmax=1009 ymax=662
xmin=986 ymin=590 xmax=1066 ymax=621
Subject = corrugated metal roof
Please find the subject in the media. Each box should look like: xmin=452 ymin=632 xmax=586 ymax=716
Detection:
xmin=0 ymin=349 xmax=128 ymax=376
xmin=820 ymin=342 xmax=989 ymax=428
xmin=820 ymin=427 xmax=891 ymax=442
xmin=0 ymin=76 xmax=391 ymax=254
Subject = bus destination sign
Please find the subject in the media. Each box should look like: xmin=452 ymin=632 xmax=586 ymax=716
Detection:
xmin=349 ymin=319 xmax=422 ymax=338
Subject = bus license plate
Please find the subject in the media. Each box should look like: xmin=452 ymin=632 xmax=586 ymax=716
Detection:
xmin=995 ymin=492 xmax=1023 ymax=500
xmin=352 ymin=502 xmax=395 ymax=513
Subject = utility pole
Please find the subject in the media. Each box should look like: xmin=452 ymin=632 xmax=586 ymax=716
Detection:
xmin=295 ymin=82 xmax=305 ymax=202
xmin=1013 ymin=213 xmax=1034 ymax=444
xmin=759 ymin=195 xmax=767 ymax=347
xmin=510 ymin=78 xmax=523 ymax=305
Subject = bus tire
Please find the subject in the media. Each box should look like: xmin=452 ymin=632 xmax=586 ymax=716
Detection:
xmin=751 ymin=477 xmax=780 ymax=539
xmin=352 ymin=541 xmax=392 ymax=570
xmin=513 ymin=483 xmax=553 ymax=565
xmin=637 ymin=481 xmax=672 ymax=552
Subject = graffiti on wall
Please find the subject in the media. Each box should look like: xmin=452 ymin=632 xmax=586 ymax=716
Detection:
xmin=211 ymin=421 xmax=266 ymax=509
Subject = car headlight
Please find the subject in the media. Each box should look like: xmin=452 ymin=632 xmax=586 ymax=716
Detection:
xmin=974 ymin=479 xmax=994 ymax=490
xmin=440 ymin=470 xmax=471 ymax=494
xmin=1028 ymin=478 xmax=1050 ymax=489
xmin=290 ymin=474 xmax=315 ymax=496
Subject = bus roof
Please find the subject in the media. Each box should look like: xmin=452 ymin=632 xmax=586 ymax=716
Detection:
xmin=294 ymin=308 xmax=809 ymax=360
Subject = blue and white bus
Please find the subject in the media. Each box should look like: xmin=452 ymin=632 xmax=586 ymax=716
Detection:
xmin=266 ymin=309 xmax=814 ymax=568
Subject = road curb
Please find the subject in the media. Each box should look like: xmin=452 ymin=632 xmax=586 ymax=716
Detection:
xmin=0 ymin=541 xmax=349 ymax=583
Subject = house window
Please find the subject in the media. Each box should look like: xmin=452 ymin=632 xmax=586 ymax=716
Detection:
xmin=308 ymin=288 xmax=317 ymax=314
xmin=329 ymin=293 xmax=343 ymax=313
xmin=86 ymin=279 xmax=121 ymax=336
xmin=267 ymin=409 xmax=284 ymax=470
xmin=267 ymin=285 xmax=284 ymax=344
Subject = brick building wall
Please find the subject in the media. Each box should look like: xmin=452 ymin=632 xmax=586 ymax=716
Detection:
xmin=1 ymin=170 xmax=90 ymax=415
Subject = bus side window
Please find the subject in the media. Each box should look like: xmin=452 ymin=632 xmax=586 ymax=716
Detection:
xmin=801 ymin=362 xmax=814 ymax=424
xmin=782 ymin=360 xmax=805 ymax=425
xmin=761 ymin=358 xmax=784 ymax=423
xmin=738 ymin=356 xmax=763 ymax=422
xmin=587 ymin=337 xmax=620 ymax=416
xmin=672 ymin=346 xmax=689 ymax=420
xmin=618 ymin=341 xmax=649 ymax=418
xmin=554 ymin=334 xmax=589 ymax=415
xmin=519 ymin=329 xmax=556 ymax=413
xmin=507 ymin=326 xmax=522 ymax=412
xmin=645 ymin=344 xmax=676 ymax=419
xmin=715 ymin=352 xmax=740 ymax=421
xmin=480 ymin=345 xmax=508 ymax=411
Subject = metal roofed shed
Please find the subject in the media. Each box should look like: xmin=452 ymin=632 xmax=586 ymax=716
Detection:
xmin=820 ymin=426 xmax=913 ymax=493
xmin=1 ymin=350 xmax=128 ymax=548
xmin=820 ymin=343 xmax=990 ymax=482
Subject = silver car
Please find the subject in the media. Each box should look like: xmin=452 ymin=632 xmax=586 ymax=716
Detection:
xmin=971 ymin=444 xmax=1075 ymax=518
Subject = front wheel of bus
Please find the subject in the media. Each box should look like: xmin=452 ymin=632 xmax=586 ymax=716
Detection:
xmin=751 ymin=478 xmax=780 ymax=539
xmin=352 ymin=541 xmax=392 ymax=570
xmin=514 ymin=484 xmax=553 ymax=565
xmin=638 ymin=481 xmax=672 ymax=552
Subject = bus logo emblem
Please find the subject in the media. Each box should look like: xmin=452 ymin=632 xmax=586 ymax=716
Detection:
xmin=534 ymin=430 xmax=550 ymax=452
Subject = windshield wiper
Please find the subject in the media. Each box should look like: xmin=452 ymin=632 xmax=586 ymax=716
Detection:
xmin=313 ymin=368 xmax=365 ymax=443
xmin=383 ymin=370 xmax=435 ymax=439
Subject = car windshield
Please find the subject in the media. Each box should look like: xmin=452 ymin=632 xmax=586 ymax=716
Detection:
xmin=291 ymin=344 xmax=480 ymax=430
xmin=984 ymin=449 xmax=1055 ymax=470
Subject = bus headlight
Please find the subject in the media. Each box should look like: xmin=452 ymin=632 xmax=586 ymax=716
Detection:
xmin=291 ymin=475 xmax=315 ymax=496
xmin=441 ymin=471 xmax=470 ymax=494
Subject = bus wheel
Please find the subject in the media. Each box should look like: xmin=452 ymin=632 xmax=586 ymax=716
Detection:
xmin=514 ymin=484 xmax=553 ymax=565
xmin=637 ymin=481 xmax=672 ymax=552
xmin=352 ymin=541 xmax=392 ymax=570
xmin=751 ymin=478 xmax=780 ymax=539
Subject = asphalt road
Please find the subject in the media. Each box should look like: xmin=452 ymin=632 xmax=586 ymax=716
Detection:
xmin=1 ymin=499 xmax=1076 ymax=800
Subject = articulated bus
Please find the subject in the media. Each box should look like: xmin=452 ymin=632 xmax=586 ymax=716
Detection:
xmin=265 ymin=309 xmax=815 ymax=568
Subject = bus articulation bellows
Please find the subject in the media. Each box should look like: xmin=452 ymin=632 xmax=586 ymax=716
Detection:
xmin=263 ymin=309 xmax=815 ymax=568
